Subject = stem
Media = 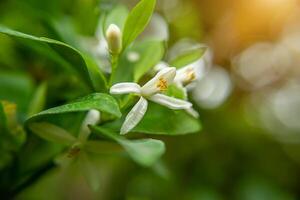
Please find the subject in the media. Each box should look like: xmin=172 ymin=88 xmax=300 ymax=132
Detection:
xmin=108 ymin=54 xmax=119 ymax=87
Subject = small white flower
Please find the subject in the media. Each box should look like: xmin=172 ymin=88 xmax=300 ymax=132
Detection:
xmin=153 ymin=62 xmax=204 ymax=118
xmin=110 ymin=67 xmax=192 ymax=134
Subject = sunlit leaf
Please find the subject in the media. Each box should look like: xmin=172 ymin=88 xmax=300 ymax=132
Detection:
xmin=133 ymin=40 xmax=165 ymax=81
xmin=27 ymin=93 xmax=121 ymax=123
xmin=170 ymin=47 xmax=206 ymax=68
xmin=122 ymin=0 xmax=156 ymax=49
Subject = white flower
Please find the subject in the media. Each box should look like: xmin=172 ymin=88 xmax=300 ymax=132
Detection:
xmin=110 ymin=67 xmax=192 ymax=134
xmin=153 ymin=62 xmax=204 ymax=118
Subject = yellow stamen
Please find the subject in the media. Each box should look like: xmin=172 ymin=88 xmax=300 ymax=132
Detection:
xmin=156 ymin=77 xmax=168 ymax=91
xmin=185 ymin=68 xmax=196 ymax=84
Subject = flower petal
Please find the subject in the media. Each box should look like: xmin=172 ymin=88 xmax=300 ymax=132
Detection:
xmin=185 ymin=107 xmax=199 ymax=118
xmin=141 ymin=67 xmax=176 ymax=96
xmin=78 ymin=109 xmax=101 ymax=142
xmin=120 ymin=97 xmax=148 ymax=135
xmin=148 ymin=94 xmax=192 ymax=109
xmin=110 ymin=82 xmax=141 ymax=95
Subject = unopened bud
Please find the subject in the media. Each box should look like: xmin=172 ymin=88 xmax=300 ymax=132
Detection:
xmin=106 ymin=24 xmax=122 ymax=54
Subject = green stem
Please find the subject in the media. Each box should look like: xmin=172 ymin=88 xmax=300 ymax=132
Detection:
xmin=108 ymin=54 xmax=119 ymax=87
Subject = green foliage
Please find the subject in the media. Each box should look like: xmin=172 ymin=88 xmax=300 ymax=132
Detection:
xmin=91 ymin=126 xmax=165 ymax=167
xmin=0 ymin=0 xmax=206 ymax=196
xmin=27 ymin=93 xmax=121 ymax=123
xmin=134 ymin=103 xmax=201 ymax=135
xmin=133 ymin=40 xmax=165 ymax=82
xmin=122 ymin=0 xmax=156 ymax=49
xmin=29 ymin=122 xmax=76 ymax=145
xmin=27 ymin=82 xmax=47 ymax=117
xmin=104 ymin=5 xmax=129 ymax=32
xmin=170 ymin=46 xmax=207 ymax=68
xmin=0 ymin=25 xmax=107 ymax=92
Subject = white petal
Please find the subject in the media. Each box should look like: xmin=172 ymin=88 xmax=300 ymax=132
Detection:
xmin=141 ymin=67 xmax=176 ymax=96
xmin=120 ymin=97 xmax=148 ymax=135
xmin=78 ymin=109 xmax=101 ymax=142
xmin=185 ymin=107 xmax=199 ymax=118
xmin=110 ymin=83 xmax=141 ymax=95
xmin=174 ymin=62 xmax=205 ymax=86
xmin=148 ymin=94 xmax=192 ymax=110
xmin=154 ymin=61 xmax=169 ymax=72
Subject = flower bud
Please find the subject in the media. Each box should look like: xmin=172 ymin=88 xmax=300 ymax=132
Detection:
xmin=106 ymin=24 xmax=122 ymax=54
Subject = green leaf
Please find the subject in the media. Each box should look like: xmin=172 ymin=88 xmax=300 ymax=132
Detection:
xmin=164 ymin=84 xmax=187 ymax=100
xmin=0 ymin=71 xmax=33 ymax=114
xmin=120 ymin=139 xmax=165 ymax=167
xmin=104 ymin=103 xmax=201 ymax=135
xmin=104 ymin=5 xmax=129 ymax=32
xmin=91 ymin=126 xmax=165 ymax=167
xmin=134 ymin=103 xmax=201 ymax=135
xmin=0 ymin=25 xmax=107 ymax=92
xmin=77 ymin=152 xmax=101 ymax=191
xmin=133 ymin=40 xmax=165 ymax=81
xmin=27 ymin=82 xmax=47 ymax=117
xmin=122 ymin=0 xmax=156 ymax=49
xmin=29 ymin=122 xmax=76 ymax=145
xmin=170 ymin=47 xmax=207 ymax=68
xmin=27 ymin=93 xmax=121 ymax=124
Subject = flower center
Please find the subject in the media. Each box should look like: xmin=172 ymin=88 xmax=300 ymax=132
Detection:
xmin=156 ymin=77 xmax=168 ymax=91
xmin=185 ymin=68 xmax=196 ymax=84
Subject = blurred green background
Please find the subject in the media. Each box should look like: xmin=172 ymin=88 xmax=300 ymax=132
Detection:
xmin=1 ymin=0 xmax=300 ymax=199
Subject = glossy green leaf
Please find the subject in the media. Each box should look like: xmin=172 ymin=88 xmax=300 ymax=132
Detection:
xmin=91 ymin=126 xmax=165 ymax=167
xmin=122 ymin=0 xmax=156 ymax=49
xmin=0 ymin=25 xmax=107 ymax=92
xmin=27 ymin=82 xmax=47 ymax=117
xmin=27 ymin=93 xmax=121 ymax=123
xmin=29 ymin=122 xmax=76 ymax=145
xmin=104 ymin=102 xmax=201 ymax=135
xmin=170 ymin=47 xmax=207 ymax=68
xmin=133 ymin=40 xmax=165 ymax=81
xmin=134 ymin=103 xmax=201 ymax=135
